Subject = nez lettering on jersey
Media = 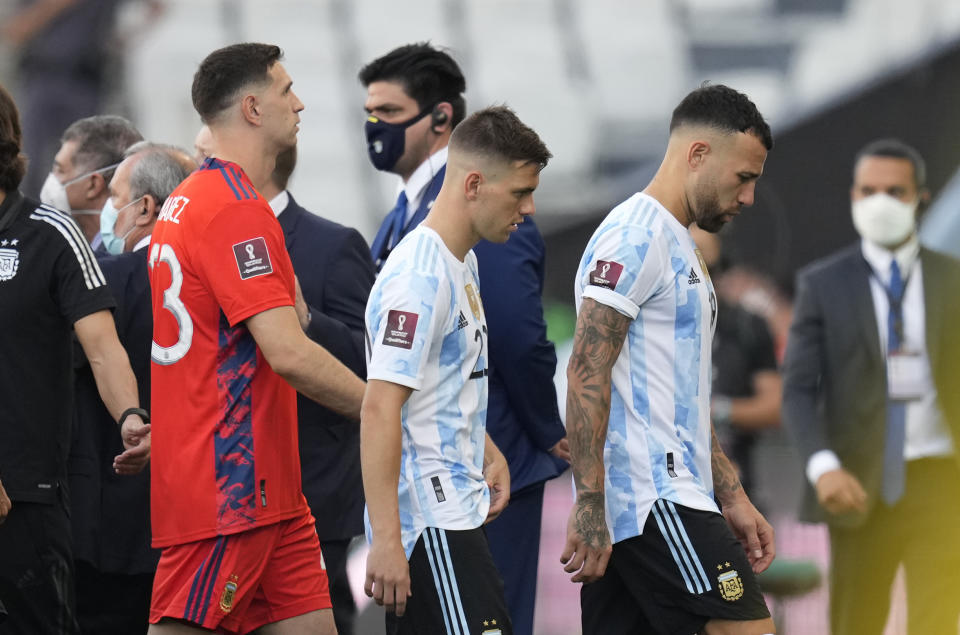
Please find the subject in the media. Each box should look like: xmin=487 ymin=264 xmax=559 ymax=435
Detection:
xmin=383 ymin=310 xmax=419 ymax=349
xmin=590 ymin=260 xmax=624 ymax=290
xmin=157 ymin=196 xmax=190 ymax=224
xmin=232 ymin=237 xmax=273 ymax=280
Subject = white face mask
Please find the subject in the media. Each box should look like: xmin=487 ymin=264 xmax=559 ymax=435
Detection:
xmin=39 ymin=163 xmax=121 ymax=216
xmin=851 ymin=192 xmax=918 ymax=248
xmin=39 ymin=172 xmax=72 ymax=213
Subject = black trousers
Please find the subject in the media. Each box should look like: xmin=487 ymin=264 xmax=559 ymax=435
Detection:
xmin=484 ymin=482 xmax=545 ymax=635
xmin=319 ymin=537 xmax=357 ymax=635
xmin=0 ymin=497 xmax=79 ymax=635
xmin=829 ymin=458 xmax=960 ymax=635
xmin=74 ymin=561 xmax=153 ymax=635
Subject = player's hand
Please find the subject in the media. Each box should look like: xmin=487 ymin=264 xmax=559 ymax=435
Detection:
xmin=365 ymin=539 xmax=412 ymax=616
xmin=549 ymin=437 xmax=571 ymax=463
xmin=815 ymin=468 xmax=867 ymax=516
xmin=114 ymin=416 xmax=151 ymax=475
xmin=560 ymin=492 xmax=612 ymax=583
xmin=293 ymin=276 xmax=311 ymax=331
xmin=0 ymin=478 xmax=11 ymax=524
xmin=722 ymin=495 xmax=775 ymax=574
xmin=483 ymin=443 xmax=511 ymax=523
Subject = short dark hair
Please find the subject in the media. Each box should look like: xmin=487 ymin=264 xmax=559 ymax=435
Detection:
xmin=449 ymin=106 xmax=551 ymax=169
xmin=192 ymin=43 xmax=283 ymax=124
xmin=670 ymin=83 xmax=773 ymax=151
xmin=854 ymin=138 xmax=926 ymax=189
xmin=61 ymin=115 xmax=143 ymax=182
xmin=271 ymin=146 xmax=297 ymax=191
xmin=0 ymin=83 xmax=26 ymax=193
xmin=358 ymin=42 xmax=467 ymax=128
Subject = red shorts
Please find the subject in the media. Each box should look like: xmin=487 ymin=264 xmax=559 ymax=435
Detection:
xmin=149 ymin=511 xmax=330 ymax=634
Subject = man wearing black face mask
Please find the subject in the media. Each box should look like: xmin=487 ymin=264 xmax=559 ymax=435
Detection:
xmin=360 ymin=44 xmax=461 ymax=272
xmin=359 ymin=44 xmax=570 ymax=635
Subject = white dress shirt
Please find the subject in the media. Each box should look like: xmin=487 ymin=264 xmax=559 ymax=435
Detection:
xmin=268 ymin=190 xmax=289 ymax=218
xmin=806 ymin=235 xmax=954 ymax=486
xmin=133 ymin=235 xmax=151 ymax=252
xmin=398 ymin=146 xmax=448 ymax=225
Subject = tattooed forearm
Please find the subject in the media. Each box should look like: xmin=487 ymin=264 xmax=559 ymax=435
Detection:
xmin=566 ymin=299 xmax=632 ymax=497
xmin=711 ymin=424 xmax=744 ymax=505
xmin=568 ymin=299 xmax=633 ymax=385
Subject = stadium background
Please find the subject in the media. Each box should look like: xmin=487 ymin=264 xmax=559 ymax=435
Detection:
xmin=3 ymin=1 xmax=960 ymax=633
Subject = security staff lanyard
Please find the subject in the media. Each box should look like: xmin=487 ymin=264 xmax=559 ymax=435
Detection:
xmin=869 ymin=261 xmax=925 ymax=401
xmin=869 ymin=263 xmax=911 ymax=353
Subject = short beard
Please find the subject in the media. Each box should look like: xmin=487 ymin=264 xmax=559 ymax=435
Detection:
xmin=693 ymin=186 xmax=725 ymax=233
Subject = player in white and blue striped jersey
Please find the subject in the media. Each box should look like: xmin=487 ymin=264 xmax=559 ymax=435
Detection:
xmin=362 ymin=106 xmax=551 ymax=635
xmin=364 ymin=226 xmax=491 ymax=555
xmin=562 ymin=85 xmax=778 ymax=635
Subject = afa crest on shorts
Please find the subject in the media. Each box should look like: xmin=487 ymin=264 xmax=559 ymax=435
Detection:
xmin=717 ymin=567 xmax=744 ymax=602
xmin=0 ymin=246 xmax=19 ymax=281
xmin=219 ymin=574 xmax=239 ymax=613
xmin=481 ymin=618 xmax=502 ymax=634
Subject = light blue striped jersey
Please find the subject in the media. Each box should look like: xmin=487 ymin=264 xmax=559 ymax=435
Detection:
xmin=574 ymin=192 xmax=719 ymax=544
xmin=364 ymin=226 xmax=490 ymax=558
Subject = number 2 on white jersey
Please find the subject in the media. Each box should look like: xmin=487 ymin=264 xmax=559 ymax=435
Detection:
xmin=149 ymin=242 xmax=193 ymax=364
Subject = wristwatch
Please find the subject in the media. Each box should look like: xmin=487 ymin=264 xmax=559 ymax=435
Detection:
xmin=118 ymin=407 xmax=150 ymax=427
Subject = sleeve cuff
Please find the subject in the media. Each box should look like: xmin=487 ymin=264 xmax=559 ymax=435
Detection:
xmin=582 ymin=286 xmax=639 ymax=319
xmin=806 ymin=449 xmax=842 ymax=487
xmin=366 ymin=369 xmax=423 ymax=392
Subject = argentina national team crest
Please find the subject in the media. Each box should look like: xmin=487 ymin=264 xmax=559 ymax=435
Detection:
xmin=219 ymin=574 xmax=239 ymax=613
xmin=481 ymin=618 xmax=502 ymax=634
xmin=464 ymin=283 xmax=482 ymax=320
xmin=0 ymin=241 xmax=19 ymax=281
xmin=717 ymin=563 xmax=744 ymax=601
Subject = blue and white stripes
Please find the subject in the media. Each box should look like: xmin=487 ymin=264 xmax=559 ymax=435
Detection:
xmin=364 ymin=226 xmax=490 ymax=558
xmin=423 ymin=528 xmax=470 ymax=635
xmin=651 ymin=499 xmax=712 ymax=594
xmin=574 ymin=192 xmax=720 ymax=544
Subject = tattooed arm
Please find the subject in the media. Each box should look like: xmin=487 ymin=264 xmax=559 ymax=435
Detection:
xmin=711 ymin=424 xmax=745 ymax=504
xmin=712 ymin=424 xmax=776 ymax=573
xmin=560 ymin=298 xmax=631 ymax=583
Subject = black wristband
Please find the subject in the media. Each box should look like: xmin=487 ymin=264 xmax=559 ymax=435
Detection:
xmin=118 ymin=407 xmax=150 ymax=427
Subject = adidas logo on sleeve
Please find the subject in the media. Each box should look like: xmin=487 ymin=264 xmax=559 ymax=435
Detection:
xmin=688 ymin=267 xmax=701 ymax=285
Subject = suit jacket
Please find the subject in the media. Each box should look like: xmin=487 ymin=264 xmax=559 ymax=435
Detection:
xmin=782 ymin=244 xmax=960 ymax=527
xmin=374 ymin=168 xmax=567 ymax=493
xmin=278 ymin=194 xmax=374 ymax=541
xmin=70 ymin=249 xmax=158 ymax=574
xmin=371 ymin=165 xmax=445 ymax=271
xmin=473 ymin=221 xmax=568 ymax=491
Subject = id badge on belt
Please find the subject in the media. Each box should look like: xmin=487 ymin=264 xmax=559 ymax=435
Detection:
xmin=887 ymin=351 xmax=926 ymax=401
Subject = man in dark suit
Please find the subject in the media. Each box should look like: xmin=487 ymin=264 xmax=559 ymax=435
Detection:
xmin=359 ymin=43 xmax=569 ymax=635
xmin=259 ymin=146 xmax=375 ymax=635
xmin=783 ymin=139 xmax=960 ymax=634
xmin=71 ymin=141 xmax=195 ymax=634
